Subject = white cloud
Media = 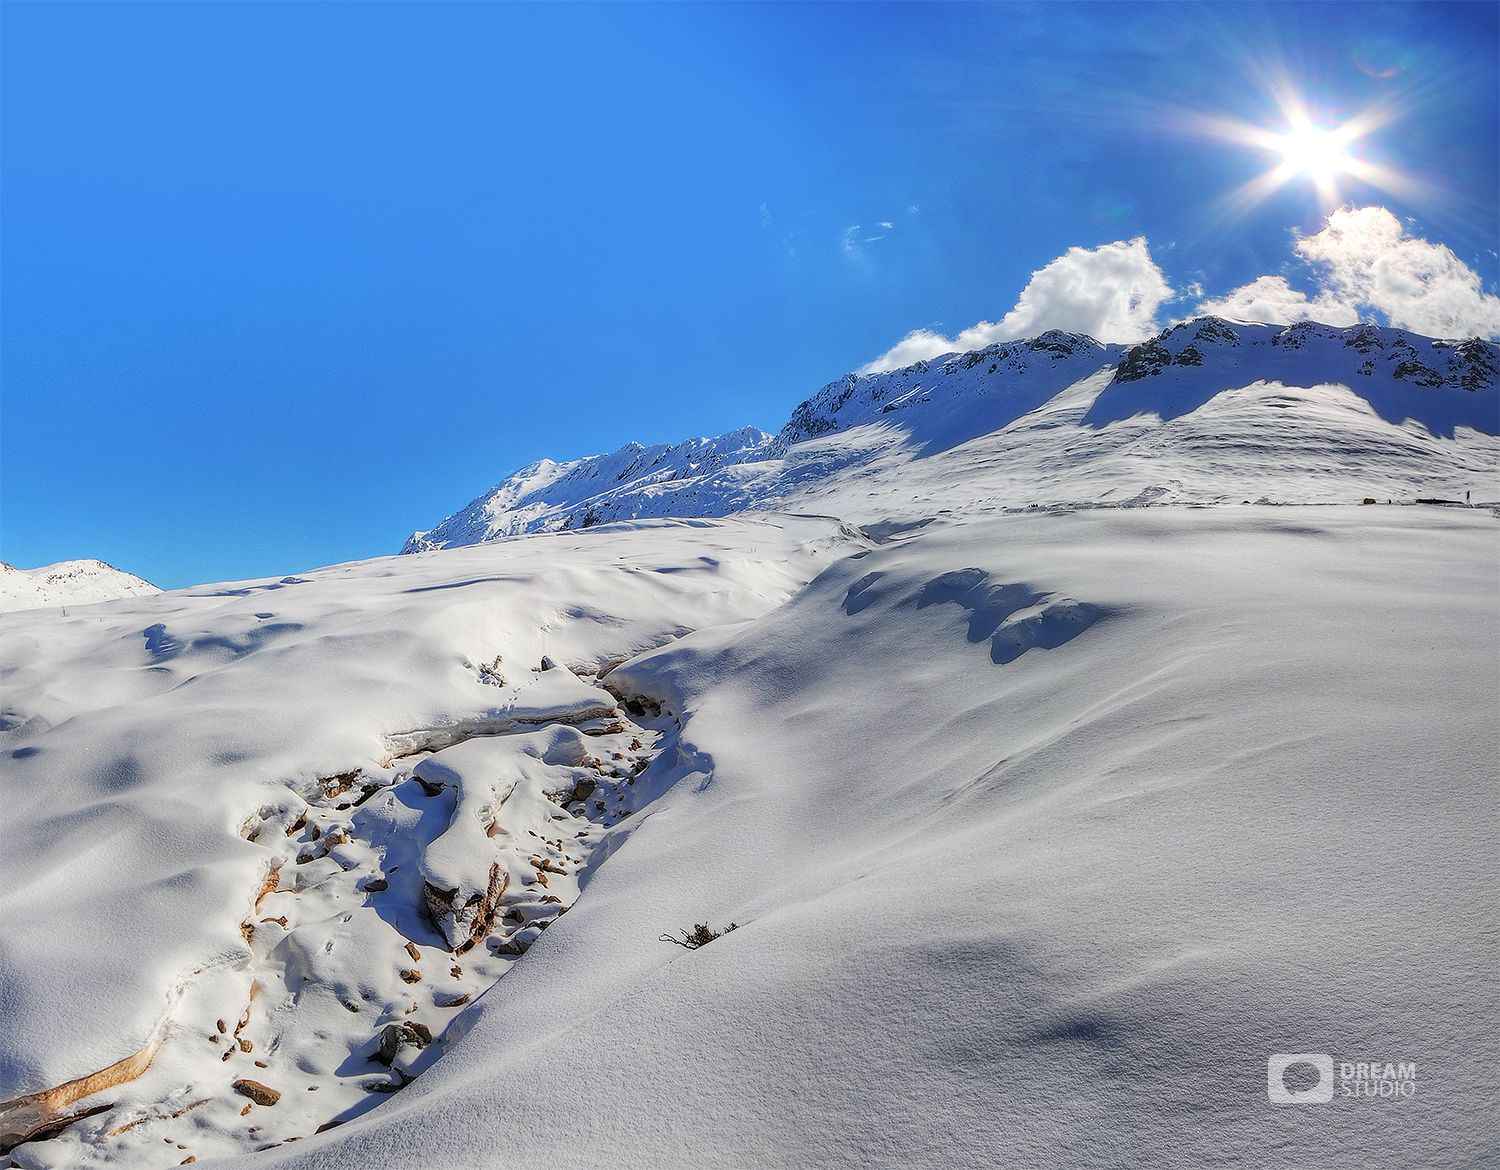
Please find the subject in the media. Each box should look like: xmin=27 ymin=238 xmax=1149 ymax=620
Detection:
xmin=1293 ymin=206 xmax=1500 ymax=339
xmin=860 ymin=205 xmax=1499 ymax=376
xmin=840 ymin=225 xmax=861 ymax=256
xmin=861 ymin=238 xmax=1171 ymax=373
xmin=1195 ymin=274 xmax=1360 ymax=327
xmin=1196 ymin=207 xmax=1500 ymax=339
xmin=858 ymin=328 xmax=960 ymax=372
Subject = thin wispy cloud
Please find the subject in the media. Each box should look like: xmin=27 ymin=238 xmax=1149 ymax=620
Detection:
xmin=760 ymin=203 xmax=802 ymax=261
xmin=841 ymin=215 xmax=903 ymax=257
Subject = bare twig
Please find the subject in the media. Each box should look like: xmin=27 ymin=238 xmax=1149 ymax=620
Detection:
xmin=659 ymin=922 xmax=738 ymax=950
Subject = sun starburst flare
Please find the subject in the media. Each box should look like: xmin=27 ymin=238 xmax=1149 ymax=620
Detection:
xmin=1171 ymin=82 xmax=1434 ymax=222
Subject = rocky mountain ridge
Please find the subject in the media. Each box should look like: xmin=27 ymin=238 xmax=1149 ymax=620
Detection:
xmin=403 ymin=317 xmax=1499 ymax=552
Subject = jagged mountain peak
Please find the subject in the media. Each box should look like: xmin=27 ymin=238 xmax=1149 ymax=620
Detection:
xmin=1092 ymin=317 xmax=1497 ymax=433
xmin=770 ymin=328 xmax=1120 ymax=454
xmin=1115 ymin=316 xmax=1497 ymax=387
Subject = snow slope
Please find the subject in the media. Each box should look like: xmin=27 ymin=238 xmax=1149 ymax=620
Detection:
xmin=404 ymin=319 xmax=1499 ymax=548
xmin=274 ymin=508 xmax=1499 ymax=1169
xmin=0 ymin=515 xmax=857 ymax=1164
xmin=0 ymin=561 xmax=158 ymax=612
xmin=1 ymin=505 xmax=1496 ymax=1168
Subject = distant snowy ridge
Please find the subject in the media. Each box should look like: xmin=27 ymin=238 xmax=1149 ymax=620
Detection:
xmin=404 ymin=427 xmax=772 ymax=552
xmin=0 ymin=559 xmax=158 ymax=612
xmin=404 ymin=317 xmax=1499 ymax=552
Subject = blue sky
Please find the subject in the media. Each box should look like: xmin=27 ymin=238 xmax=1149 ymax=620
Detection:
xmin=3 ymin=1 xmax=1496 ymax=588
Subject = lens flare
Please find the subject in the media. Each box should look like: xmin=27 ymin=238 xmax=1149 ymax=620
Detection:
xmin=1270 ymin=120 xmax=1354 ymax=185
xmin=1174 ymin=86 xmax=1431 ymax=223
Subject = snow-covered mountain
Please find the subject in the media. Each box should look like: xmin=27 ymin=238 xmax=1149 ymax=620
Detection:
xmin=404 ymin=318 xmax=1498 ymax=550
xmin=403 ymin=427 xmax=773 ymax=552
xmin=0 ymin=559 xmax=158 ymax=612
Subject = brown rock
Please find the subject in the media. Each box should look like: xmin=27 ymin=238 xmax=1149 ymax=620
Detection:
xmin=321 ymin=769 xmax=360 ymax=799
xmin=569 ymin=778 xmax=597 ymax=804
xmin=231 ymin=1080 xmax=280 ymax=1107
xmin=375 ymin=1022 xmax=433 ymax=1066
xmin=425 ymin=864 xmax=510 ymax=954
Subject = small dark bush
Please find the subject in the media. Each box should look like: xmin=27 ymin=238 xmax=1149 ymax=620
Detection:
xmin=660 ymin=921 xmax=738 ymax=949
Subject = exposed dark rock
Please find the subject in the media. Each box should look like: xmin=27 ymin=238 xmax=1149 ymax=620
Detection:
xmin=1113 ymin=340 xmax=1172 ymax=383
xmin=375 ymin=1022 xmax=432 ymax=1066
xmin=232 ymin=1080 xmax=280 ymax=1107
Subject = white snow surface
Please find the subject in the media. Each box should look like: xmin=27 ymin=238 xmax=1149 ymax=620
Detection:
xmin=0 ymin=560 xmax=158 ymax=612
xmin=0 ymin=515 xmax=855 ymax=1164
xmin=1 ymin=317 xmax=1498 ymax=1168
xmin=404 ymin=319 xmax=1498 ymax=549
xmin=0 ymin=504 xmax=1496 ymax=1167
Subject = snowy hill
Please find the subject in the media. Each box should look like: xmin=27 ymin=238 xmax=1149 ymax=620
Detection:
xmin=404 ymin=319 xmax=1498 ymax=549
xmin=0 ymin=559 xmax=158 ymax=612
xmin=1 ymin=507 xmax=1495 ymax=1167
xmin=1 ymin=318 xmax=1497 ymax=1169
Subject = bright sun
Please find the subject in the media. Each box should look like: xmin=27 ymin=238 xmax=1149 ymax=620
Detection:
xmin=1271 ymin=120 xmax=1354 ymax=184
xmin=1188 ymin=86 xmax=1422 ymax=218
